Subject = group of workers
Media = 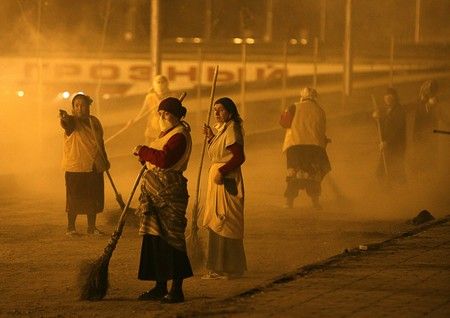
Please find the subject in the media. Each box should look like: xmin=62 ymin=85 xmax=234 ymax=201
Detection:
xmin=59 ymin=74 xmax=444 ymax=303
xmin=60 ymin=75 xmax=246 ymax=303
xmin=372 ymin=80 xmax=443 ymax=187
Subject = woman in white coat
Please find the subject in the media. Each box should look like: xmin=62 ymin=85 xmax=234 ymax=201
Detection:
xmin=202 ymin=97 xmax=247 ymax=279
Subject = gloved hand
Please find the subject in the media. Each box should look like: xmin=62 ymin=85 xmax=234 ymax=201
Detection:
xmin=213 ymin=170 xmax=224 ymax=185
xmin=203 ymin=124 xmax=215 ymax=141
xmin=59 ymin=109 xmax=68 ymax=119
xmin=133 ymin=145 xmax=143 ymax=156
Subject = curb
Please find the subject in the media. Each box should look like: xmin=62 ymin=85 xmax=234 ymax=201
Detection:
xmin=179 ymin=215 xmax=450 ymax=317
xmin=236 ymin=215 xmax=450 ymax=299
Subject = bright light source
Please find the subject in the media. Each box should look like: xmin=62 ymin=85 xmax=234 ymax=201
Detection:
xmin=193 ymin=37 xmax=202 ymax=44
xmin=102 ymin=93 xmax=111 ymax=100
xmin=62 ymin=91 xmax=70 ymax=99
xmin=233 ymin=38 xmax=243 ymax=44
xmin=245 ymin=38 xmax=255 ymax=44
xmin=289 ymin=39 xmax=298 ymax=45
xmin=124 ymin=31 xmax=134 ymax=41
xmin=300 ymin=38 xmax=308 ymax=45
xmin=175 ymin=37 xmax=184 ymax=43
xmin=17 ymin=90 xmax=25 ymax=97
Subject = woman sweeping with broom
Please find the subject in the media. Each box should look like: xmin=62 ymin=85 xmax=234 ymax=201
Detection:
xmin=132 ymin=97 xmax=193 ymax=303
xmin=201 ymin=97 xmax=247 ymax=279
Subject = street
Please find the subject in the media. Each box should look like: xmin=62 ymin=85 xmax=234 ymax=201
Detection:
xmin=0 ymin=76 xmax=449 ymax=317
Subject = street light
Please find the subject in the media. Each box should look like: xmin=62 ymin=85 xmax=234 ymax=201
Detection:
xmin=234 ymin=37 xmax=255 ymax=120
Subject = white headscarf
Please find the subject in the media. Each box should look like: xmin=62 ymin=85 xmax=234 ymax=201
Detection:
xmin=152 ymin=75 xmax=169 ymax=96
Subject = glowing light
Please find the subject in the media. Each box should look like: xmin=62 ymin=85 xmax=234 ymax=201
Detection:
xmin=245 ymin=38 xmax=255 ymax=44
xmin=124 ymin=31 xmax=134 ymax=41
xmin=62 ymin=91 xmax=70 ymax=99
xmin=233 ymin=38 xmax=243 ymax=44
xmin=300 ymin=38 xmax=308 ymax=45
xmin=175 ymin=37 xmax=184 ymax=43
xmin=102 ymin=93 xmax=111 ymax=100
xmin=289 ymin=39 xmax=298 ymax=45
xmin=193 ymin=37 xmax=202 ymax=44
xmin=17 ymin=90 xmax=25 ymax=97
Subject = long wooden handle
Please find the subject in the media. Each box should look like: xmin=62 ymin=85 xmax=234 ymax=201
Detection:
xmin=106 ymin=92 xmax=187 ymax=144
xmin=371 ymin=95 xmax=389 ymax=177
xmin=116 ymin=165 xmax=147 ymax=234
xmin=193 ymin=66 xmax=219 ymax=211
xmin=433 ymin=129 xmax=450 ymax=135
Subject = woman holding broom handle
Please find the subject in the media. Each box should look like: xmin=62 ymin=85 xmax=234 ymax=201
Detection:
xmin=60 ymin=93 xmax=109 ymax=236
xmin=201 ymin=97 xmax=247 ymax=280
xmin=132 ymin=97 xmax=193 ymax=303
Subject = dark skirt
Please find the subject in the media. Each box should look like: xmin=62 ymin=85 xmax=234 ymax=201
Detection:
xmin=206 ymin=229 xmax=247 ymax=275
xmin=65 ymin=171 xmax=104 ymax=215
xmin=286 ymin=144 xmax=331 ymax=179
xmin=138 ymin=234 xmax=193 ymax=281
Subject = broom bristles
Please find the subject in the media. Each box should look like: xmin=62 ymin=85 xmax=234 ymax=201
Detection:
xmin=187 ymin=203 xmax=205 ymax=271
xmin=78 ymin=234 xmax=119 ymax=301
xmin=78 ymin=254 xmax=110 ymax=301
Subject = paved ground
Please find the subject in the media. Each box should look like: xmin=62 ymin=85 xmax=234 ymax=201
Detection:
xmin=175 ymin=217 xmax=450 ymax=317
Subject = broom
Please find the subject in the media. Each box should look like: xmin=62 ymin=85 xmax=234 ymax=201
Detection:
xmin=187 ymin=65 xmax=219 ymax=270
xmin=79 ymin=165 xmax=146 ymax=301
xmin=371 ymin=94 xmax=389 ymax=179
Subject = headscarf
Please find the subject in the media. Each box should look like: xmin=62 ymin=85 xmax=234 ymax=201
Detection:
xmin=215 ymin=97 xmax=242 ymax=123
xmin=158 ymin=97 xmax=187 ymax=119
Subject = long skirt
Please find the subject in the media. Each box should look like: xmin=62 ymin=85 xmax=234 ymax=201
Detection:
xmin=206 ymin=229 xmax=247 ymax=275
xmin=285 ymin=145 xmax=331 ymax=199
xmin=65 ymin=171 xmax=104 ymax=215
xmin=138 ymin=234 xmax=193 ymax=281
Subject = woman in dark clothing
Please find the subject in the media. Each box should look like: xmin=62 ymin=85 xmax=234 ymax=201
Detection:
xmin=374 ymin=88 xmax=407 ymax=184
xmin=133 ymin=97 xmax=193 ymax=303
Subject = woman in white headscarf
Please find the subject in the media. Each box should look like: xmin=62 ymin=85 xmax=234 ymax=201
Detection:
xmin=128 ymin=75 xmax=173 ymax=144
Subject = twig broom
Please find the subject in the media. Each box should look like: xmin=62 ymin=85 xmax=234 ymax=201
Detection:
xmin=187 ymin=65 xmax=219 ymax=270
xmin=78 ymin=165 xmax=146 ymax=301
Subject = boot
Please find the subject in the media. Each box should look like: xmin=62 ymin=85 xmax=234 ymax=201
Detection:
xmin=161 ymin=279 xmax=184 ymax=304
xmin=138 ymin=281 xmax=168 ymax=301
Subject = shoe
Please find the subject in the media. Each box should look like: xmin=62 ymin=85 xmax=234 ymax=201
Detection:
xmin=87 ymin=228 xmax=106 ymax=236
xmin=138 ymin=288 xmax=168 ymax=301
xmin=161 ymin=291 xmax=184 ymax=304
xmin=201 ymin=271 xmax=227 ymax=280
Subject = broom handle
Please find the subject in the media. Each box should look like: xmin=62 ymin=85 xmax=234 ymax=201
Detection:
xmin=87 ymin=117 xmax=127 ymax=211
xmin=115 ymin=165 xmax=147 ymax=234
xmin=105 ymin=170 xmax=126 ymax=209
xmin=433 ymin=129 xmax=450 ymax=135
xmin=105 ymin=92 xmax=187 ymax=144
xmin=193 ymin=65 xmax=219 ymax=214
xmin=371 ymin=95 xmax=389 ymax=177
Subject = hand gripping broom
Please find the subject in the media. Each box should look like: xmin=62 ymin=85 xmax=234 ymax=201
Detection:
xmin=78 ymin=165 xmax=146 ymax=301
xmin=186 ymin=65 xmax=219 ymax=270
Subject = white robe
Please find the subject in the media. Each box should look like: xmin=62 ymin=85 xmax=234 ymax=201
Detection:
xmin=202 ymin=121 xmax=245 ymax=240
